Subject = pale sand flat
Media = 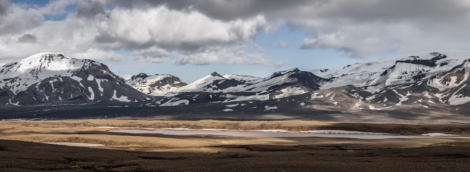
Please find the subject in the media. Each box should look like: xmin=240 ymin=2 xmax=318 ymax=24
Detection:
xmin=45 ymin=142 xmax=105 ymax=147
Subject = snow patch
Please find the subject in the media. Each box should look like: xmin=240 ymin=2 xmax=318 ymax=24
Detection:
xmin=448 ymin=84 xmax=470 ymax=105
xmin=264 ymin=105 xmax=278 ymax=111
xmin=393 ymin=90 xmax=409 ymax=106
xmin=88 ymin=87 xmax=94 ymax=100
xmin=160 ymin=98 xmax=189 ymax=106
xmin=273 ymin=87 xmax=307 ymax=99
xmin=70 ymin=76 xmax=85 ymax=88
xmin=112 ymin=90 xmax=130 ymax=102
xmin=87 ymin=75 xmax=94 ymax=81
xmin=311 ymin=92 xmax=323 ymax=100
xmin=224 ymin=94 xmax=269 ymax=103
xmin=225 ymin=103 xmax=239 ymax=108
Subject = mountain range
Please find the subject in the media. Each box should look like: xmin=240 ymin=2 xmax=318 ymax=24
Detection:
xmin=2 ymin=51 xmax=470 ymax=121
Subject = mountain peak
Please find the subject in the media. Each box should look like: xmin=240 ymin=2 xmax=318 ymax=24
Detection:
xmin=268 ymin=68 xmax=301 ymax=79
xmin=1 ymin=52 xmax=87 ymax=80
xmin=210 ymin=72 xmax=222 ymax=77
xmin=20 ymin=52 xmax=69 ymax=62
xmin=280 ymin=68 xmax=300 ymax=74
xmin=131 ymin=73 xmax=149 ymax=80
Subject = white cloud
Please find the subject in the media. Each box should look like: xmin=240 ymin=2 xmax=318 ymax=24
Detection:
xmin=299 ymin=22 xmax=422 ymax=58
xmin=71 ymin=49 xmax=130 ymax=61
xmin=0 ymin=1 xmax=282 ymax=67
xmin=125 ymin=0 xmax=470 ymax=58
xmin=94 ymin=6 xmax=267 ymax=51
xmin=288 ymin=0 xmax=470 ymax=58
xmin=173 ymin=44 xmax=283 ymax=67
xmin=38 ymin=0 xmax=78 ymax=16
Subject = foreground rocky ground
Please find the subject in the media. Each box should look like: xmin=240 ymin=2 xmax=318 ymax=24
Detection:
xmin=1 ymin=120 xmax=470 ymax=171
xmin=2 ymin=139 xmax=470 ymax=172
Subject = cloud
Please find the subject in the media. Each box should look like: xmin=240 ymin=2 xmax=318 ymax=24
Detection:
xmin=17 ymin=34 xmax=37 ymax=43
xmin=299 ymin=28 xmax=401 ymax=58
xmin=76 ymin=0 xmax=105 ymax=18
xmin=0 ymin=1 xmax=276 ymax=67
xmin=134 ymin=46 xmax=173 ymax=63
xmin=0 ymin=4 xmax=43 ymax=35
xmin=71 ymin=49 xmax=130 ymax=61
xmin=94 ymin=6 xmax=266 ymax=51
xmin=103 ymin=0 xmax=323 ymax=21
xmin=262 ymin=20 xmax=284 ymax=34
xmin=38 ymin=0 xmax=78 ymax=16
xmin=0 ymin=0 xmax=79 ymax=36
xmin=269 ymin=41 xmax=290 ymax=48
xmin=173 ymin=45 xmax=283 ymax=67
xmin=0 ymin=0 xmax=7 ymax=15
xmin=286 ymin=0 xmax=470 ymax=57
xmin=250 ymin=44 xmax=265 ymax=53
xmin=102 ymin=0 xmax=470 ymax=58
xmin=3 ymin=0 xmax=470 ymax=65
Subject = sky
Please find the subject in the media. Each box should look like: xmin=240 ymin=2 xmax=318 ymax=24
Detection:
xmin=1 ymin=0 xmax=470 ymax=83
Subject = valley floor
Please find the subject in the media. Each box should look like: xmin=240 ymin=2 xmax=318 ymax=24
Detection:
xmin=1 ymin=120 xmax=470 ymax=171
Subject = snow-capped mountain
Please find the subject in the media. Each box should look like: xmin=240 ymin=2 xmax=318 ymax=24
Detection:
xmin=173 ymin=69 xmax=328 ymax=96
xmin=298 ymin=51 xmax=470 ymax=115
xmin=5 ymin=51 xmax=470 ymax=122
xmin=125 ymin=73 xmax=187 ymax=96
xmin=427 ymin=59 xmax=470 ymax=105
xmin=151 ymin=51 xmax=470 ymax=121
xmin=0 ymin=53 xmax=150 ymax=106
xmin=312 ymin=51 xmax=470 ymax=91
xmin=156 ymin=68 xmax=330 ymax=106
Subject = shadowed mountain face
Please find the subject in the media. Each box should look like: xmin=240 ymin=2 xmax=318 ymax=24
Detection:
xmin=0 ymin=53 xmax=150 ymax=106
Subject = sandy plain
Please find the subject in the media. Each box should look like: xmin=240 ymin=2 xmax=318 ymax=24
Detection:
xmin=1 ymin=120 xmax=470 ymax=171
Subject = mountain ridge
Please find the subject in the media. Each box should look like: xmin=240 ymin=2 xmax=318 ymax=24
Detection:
xmin=3 ymin=51 xmax=470 ymax=122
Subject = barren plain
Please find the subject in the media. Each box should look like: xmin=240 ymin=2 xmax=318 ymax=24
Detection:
xmin=0 ymin=120 xmax=470 ymax=171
